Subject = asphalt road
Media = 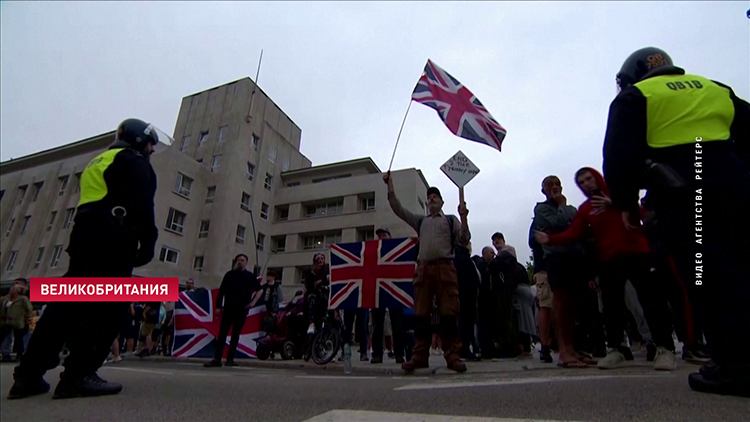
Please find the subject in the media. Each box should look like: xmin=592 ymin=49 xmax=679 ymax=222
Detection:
xmin=1 ymin=359 xmax=748 ymax=422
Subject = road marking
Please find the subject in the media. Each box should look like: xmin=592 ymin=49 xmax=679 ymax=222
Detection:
xmin=99 ymin=367 xmax=173 ymax=375
xmin=302 ymin=410 xmax=582 ymax=422
xmin=391 ymin=376 xmax=430 ymax=380
xmin=185 ymin=372 xmax=230 ymax=377
xmin=394 ymin=374 xmax=672 ymax=391
xmin=295 ymin=375 xmax=378 ymax=380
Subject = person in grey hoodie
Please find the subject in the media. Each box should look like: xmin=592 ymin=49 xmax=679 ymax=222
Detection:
xmin=532 ymin=175 xmax=592 ymax=368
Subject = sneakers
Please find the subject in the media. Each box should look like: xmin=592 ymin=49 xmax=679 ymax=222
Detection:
xmin=598 ymin=349 xmax=626 ymax=369
xmin=52 ymin=373 xmax=123 ymax=400
xmin=653 ymin=347 xmax=677 ymax=371
xmin=307 ymin=323 xmax=316 ymax=335
xmin=683 ymin=344 xmax=711 ymax=364
xmin=401 ymin=359 xmax=429 ymax=372
xmin=688 ymin=360 xmax=750 ymax=398
xmin=619 ymin=346 xmax=635 ymax=361
xmin=135 ymin=349 xmax=150 ymax=358
xmin=203 ymin=359 xmax=222 ymax=367
xmin=539 ymin=346 xmax=554 ymax=363
xmin=107 ymin=356 xmax=123 ymax=364
xmin=7 ymin=376 xmax=51 ymax=400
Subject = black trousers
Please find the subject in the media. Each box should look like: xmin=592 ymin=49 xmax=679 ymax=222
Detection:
xmin=458 ymin=290 xmax=477 ymax=355
xmin=343 ymin=308 xmax=368 ymax=353
xmin=477 ymin=284 xmax=499 ymax=358
xmin=573 ymin=288 xmax=607 ymax=353
xmin=214 ymin=310 xmax=247 ymax=361
xmin=599 ymin=253 xmax=673 ymax=350
xmin=647 ymin=150 xmax=750 ymax=365
xmin=15 ymin=251 xmax=133 ymax=381
xmin=372 ymin=308 xmax=405 ymax=359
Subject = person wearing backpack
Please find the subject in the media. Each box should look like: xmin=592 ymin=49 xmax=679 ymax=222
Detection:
xmin=383 ymin=172 xmax=470 ymax=373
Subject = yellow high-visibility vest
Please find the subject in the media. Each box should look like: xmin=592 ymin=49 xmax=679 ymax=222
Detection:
xmin=634 ymin=74 xmax=735 ymax=149
xmin=77 ymin=148 xmax=125 ymax=207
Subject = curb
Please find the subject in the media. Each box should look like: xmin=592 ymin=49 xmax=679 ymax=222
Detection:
xmin=134 ymin=356 xmax=559 ymax=376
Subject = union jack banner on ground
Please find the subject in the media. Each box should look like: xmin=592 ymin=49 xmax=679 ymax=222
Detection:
xmin=172 ymin=283 xmax=267 ymax=359
xmin=411 ymin=59 xmax=507 ymax=152
xmin=328 ymin=237 xmax=418 ymax=310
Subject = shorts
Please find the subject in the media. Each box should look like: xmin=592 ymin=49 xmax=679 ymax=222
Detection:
xmin=140 ymin=322 xmax=155 ymax=337
xmin=534 ymin=272 xmax=554 ymax=308
xmin=545 ymin=252 xmax=588 ymax=292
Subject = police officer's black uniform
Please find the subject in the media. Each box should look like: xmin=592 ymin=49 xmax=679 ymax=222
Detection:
xmin=8 ymin=118 xmax=159 ymax=400
xmin=602 ymin=47 xmax=750 ymax=397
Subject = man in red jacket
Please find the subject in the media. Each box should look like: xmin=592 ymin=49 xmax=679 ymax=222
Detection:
xmin=535 ymin=167 xmax=676 ymax=371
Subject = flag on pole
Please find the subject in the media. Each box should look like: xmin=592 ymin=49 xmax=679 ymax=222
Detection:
xmin=411 ymin=59 xmax=507 ymax=152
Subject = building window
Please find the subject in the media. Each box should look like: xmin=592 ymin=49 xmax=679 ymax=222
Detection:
xmin=166 ymin=208 xmax=187 ymax=234
xmin=33 ymin=247 xmax=44 ymax=270
xmin=302 ymin=233 xmax=341 ymax=250
xmin=174 ymin=173 xmax=193 ymax=197
xmin=17 ymin=185 xmax=27 ymax=204
xmin=73 ymin=173 xmax=82 ymax=193
xmin=276 ymin=206 xmax=289 ymax=221
xmin=63 ymin=208 xmax=75 ymax=229
xmin=246 ymin=162 xmax=255 ymax=180
xmin=241 ymin=193 xmax=251 ymax=211
xmin=211 ymin=155 xmax=221 ymax=172
xmin=49 ymin=245 xmax=63 ymax=268
xmin=179 ymin=135 xmax=191 ymax=152
xmin=159 ymin=246 xmax=179 ymax=264
xmin=281 ymin=158 xmax=290 ymax=172
xmin=256 ymin=233 xmax=266 ymax=251
xmin=264 ymin=173 xmax=273 ymax=190
xmin=199 ymin=132 xmax=209 ymax=145
xmin=359 ymin=195 xmax=375 ymax=211
xmin=268 ymin=145 xmax=276 ymax=163
xmin=46 ymin=211 xmax=57 ymax=231
xmin=286 ymin=182 xmax=300 ymax=187
xmin=5 ymin=218 xmax=15 ymax=237
xmin=206 ymin=186 xmax=216 ymax=203
xmin=251 ymin=134 xmax=259 ymax=151
xmin=198 ymin=220 xmax=210 ymax=238
xmin=236 ymin=225 xmax=246 ymax=245
xmin=358 ymin=228 xmax=375 ymax=242
xmin=58 ymin=176 xmax=69 ymax=196
xmin=193 ymin=256 xmax=204 ymax=271
xmin=20 ymin=216 xmax=31 ymax=235
xmin=305 ymin=200 xmax=344 ymax=218
xmin=32 ymin=182 xmax=44 ymax=202
xmin=312 ymin=174 xmax=352 ymax=183
xmin=260 ymin=203 xmax=269 ymax=220
xmin=218 ymin=125 xmax=228 ymax=143
xmin=5 ymin=251 xmax=18 ymax=272
xmin=272 ymin=235 xmax=286 ymax=253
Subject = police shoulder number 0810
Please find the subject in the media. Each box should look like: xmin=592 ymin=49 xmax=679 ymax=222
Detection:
xmin=666 ymin=80 xmax=703 ymax=91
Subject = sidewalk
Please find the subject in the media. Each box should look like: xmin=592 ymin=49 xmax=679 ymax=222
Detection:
xmin=134 ymin=353 xmax=561 ymax=376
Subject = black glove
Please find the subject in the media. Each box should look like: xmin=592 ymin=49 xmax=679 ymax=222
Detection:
xmin=134 ymin=246 xmax=155 ymax=267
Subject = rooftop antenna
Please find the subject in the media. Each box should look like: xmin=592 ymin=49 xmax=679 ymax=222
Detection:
xmin=246 ymin=49 xmax=264 ymax=123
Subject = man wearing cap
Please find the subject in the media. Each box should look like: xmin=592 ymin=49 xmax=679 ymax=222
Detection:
xmin=383 ymin=173 xmax=470 ymax=373
xmin=370 ymin=227 xmax=407 ymax=364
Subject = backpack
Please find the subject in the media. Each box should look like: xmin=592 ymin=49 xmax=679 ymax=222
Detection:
xmin=415 ymin=214 xmax=457 ymax=256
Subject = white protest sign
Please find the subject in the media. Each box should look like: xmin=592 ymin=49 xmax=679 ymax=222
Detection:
xmin=440 ymin=150 xmax=480 ymax=188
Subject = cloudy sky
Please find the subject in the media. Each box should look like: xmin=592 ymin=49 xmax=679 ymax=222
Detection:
xmin=2 ymin=1 xmax=748 ymax=263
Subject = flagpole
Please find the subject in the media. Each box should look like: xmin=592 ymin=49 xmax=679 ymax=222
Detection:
xmin=387 ymin=99 xmax=414 ymax=173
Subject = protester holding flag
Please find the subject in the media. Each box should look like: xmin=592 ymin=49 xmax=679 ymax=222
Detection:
xmin=384 ymin=172 xmax=470 ymax=373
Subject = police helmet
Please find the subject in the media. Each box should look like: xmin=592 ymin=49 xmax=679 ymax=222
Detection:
xmin=616 ymin=47 xmax=674 ymax=91
xmin=115 ymin=118 xmax=160 ymax=149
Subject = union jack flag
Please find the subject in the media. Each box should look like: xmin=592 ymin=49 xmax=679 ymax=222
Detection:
xmin=328 ymin=237 xmax=418 ymax=310
xmin=172 ymin=282 xmax=267 ymax=359
xmin=412 ymin=59 xmax=507 ymax=152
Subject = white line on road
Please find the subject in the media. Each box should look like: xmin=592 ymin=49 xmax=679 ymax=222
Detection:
xmin=99 ymin=367 xmax=174 ymax=375
xmin=302 ymin=410 xmax=583 ymax=422
xmin=295 ymin=375 xmax=378 ymax=380
xmin=394 ymin=374 xmax=672 ymax=391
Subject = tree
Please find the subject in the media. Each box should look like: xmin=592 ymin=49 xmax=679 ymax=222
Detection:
xmin=525 ymin=255 xmax=535 ymax=284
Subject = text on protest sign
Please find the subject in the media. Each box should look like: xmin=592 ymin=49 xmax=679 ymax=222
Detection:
xmin=440 ymin=150 xmax=481 ymax=188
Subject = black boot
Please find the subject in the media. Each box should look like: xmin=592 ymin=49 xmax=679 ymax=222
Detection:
xmin=539 ymin=346 xmax=553 ymax=363
xmin=203 ymin=359 xmax=222 ymax=367
xmin=7 ymin=368 xmax=51 ymax=400
xmin=688 ymin=360 xmax=750 ymax=398
xmin=52 ymin=372 xmax=122 ymax=400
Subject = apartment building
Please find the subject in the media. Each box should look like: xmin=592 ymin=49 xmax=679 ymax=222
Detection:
xmin=0 ymin=77 xmax=430 ymax=298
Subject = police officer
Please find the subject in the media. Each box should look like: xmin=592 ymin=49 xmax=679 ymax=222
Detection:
xmin=8 ymin=118 xmax=160 ymax=400
xmin=602 ymin=47 xmax=750 ymax=397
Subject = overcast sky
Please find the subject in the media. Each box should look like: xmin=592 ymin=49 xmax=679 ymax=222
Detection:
xmin=2 ymin=1 xmax=748 ymax=264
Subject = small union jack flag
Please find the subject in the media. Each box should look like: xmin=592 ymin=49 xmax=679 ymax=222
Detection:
xmin=412 ymin=59 xmax=507 ymax=152
xmin=172 ymin=280 xmax=267 ymax=359
xmin=328 ymin=237 xmax=418 ymax=310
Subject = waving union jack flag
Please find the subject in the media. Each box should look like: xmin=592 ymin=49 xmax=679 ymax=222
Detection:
xmin=412 ymin=59 xmax=507 ymax=152
xmin=172 ymin=282 xmax=267 ymax=359
xmin=328 ymin=237 xmax=418 ymax=310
